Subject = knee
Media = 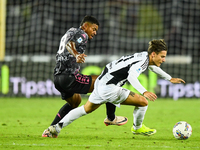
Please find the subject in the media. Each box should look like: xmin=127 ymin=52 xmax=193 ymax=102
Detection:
xmin=140 ymin=96 xmax=148 ymax=106
xmin=66 ymin=94 xmax=82 ymax=108
xmin=72 ymin=94 xmax=82 ymax=108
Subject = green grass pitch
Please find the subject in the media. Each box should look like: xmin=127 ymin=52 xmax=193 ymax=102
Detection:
xmin=0 ymin=97 xmax=200 ymax=150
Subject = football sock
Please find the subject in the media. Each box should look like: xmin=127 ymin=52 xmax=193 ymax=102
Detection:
xmin=51 ymin=103 xmax=73 ymax=125
xmin=59 ymin=105 xmax=87 ymax=128
xmin=106 ymin=102 xmax=116 ymax=121
xmin=133 ymin=106 xmax=148 ymax=130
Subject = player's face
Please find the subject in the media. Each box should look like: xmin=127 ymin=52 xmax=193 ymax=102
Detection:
xmin=84 ymin=23 xmax=98 ymax=40
xmin=150 ymin=51 xmax=167 ymax=67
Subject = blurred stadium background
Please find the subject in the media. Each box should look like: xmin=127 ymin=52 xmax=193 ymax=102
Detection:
xmin=0 ymin=0 xmax=200 ymax=99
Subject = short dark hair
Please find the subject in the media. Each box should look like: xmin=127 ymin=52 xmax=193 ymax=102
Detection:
xmin=148 ymin=39 xmax=167 ymax=55
xmin=80 ymin=15 xmax=99 ymax=26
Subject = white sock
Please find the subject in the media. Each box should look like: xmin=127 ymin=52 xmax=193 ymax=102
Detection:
xmin=58 ymin=105 xmax=87 ymax=128
xmin=133 ymin=106 xmax=148 ymax=130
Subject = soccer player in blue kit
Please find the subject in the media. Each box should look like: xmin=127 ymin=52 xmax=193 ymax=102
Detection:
xmin=45 ymin=39 xmax=185 ymax=138
xmin=42 ymin=16 xmax=128 ymax=137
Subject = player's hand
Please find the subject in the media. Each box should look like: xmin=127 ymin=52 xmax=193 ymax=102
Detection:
xmin=143 ymin=91 xmax=157 ymax=102
xmin=170 ymin=78 xmax=185 ymax=84
xmin=76 ymin=54 xmax=87 ymax=63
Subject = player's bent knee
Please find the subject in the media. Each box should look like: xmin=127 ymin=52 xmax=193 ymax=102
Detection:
xmin=140 ymin=96 xmax=148 ymax=106
xmin=66 ymin=94 xmax=82 ymax=108
xmin=73 ymin=94 xmax=81 ymax=107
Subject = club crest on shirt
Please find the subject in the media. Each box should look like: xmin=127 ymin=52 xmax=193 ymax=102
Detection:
xmin=77 ymin=37 xmax=83 ymax=43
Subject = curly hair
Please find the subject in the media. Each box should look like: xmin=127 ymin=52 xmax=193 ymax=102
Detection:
xmin=148 ymin=39 xmax=167 ymax=55
xmin=80 ymin=15 xmax=99 ymax=26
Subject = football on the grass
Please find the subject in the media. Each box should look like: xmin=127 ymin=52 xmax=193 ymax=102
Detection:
xmin=172 ymin=121 xmax=192 ymax=140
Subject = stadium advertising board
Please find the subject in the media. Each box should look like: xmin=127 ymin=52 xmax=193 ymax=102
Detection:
xmin=10 ymin=77 xmax=60 ymax=98
xmin=1 ymin=65 xmax=200 ymax=99
xmin=158 ymin=79 xmax=200 ymax=100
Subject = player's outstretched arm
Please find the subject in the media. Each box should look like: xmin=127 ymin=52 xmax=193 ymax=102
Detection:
xmin=170 ymin=78 xmax=185 ymax=84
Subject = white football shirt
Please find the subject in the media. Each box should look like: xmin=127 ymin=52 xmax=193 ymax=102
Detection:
xmin=98 ymin=51 xmax=171 ymax=94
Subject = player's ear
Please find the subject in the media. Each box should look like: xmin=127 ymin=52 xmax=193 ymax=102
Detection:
xmin=151 ymin=52 xmax=156 ymax=58
xmin=82 ymin=22 xmax=89 ymax=31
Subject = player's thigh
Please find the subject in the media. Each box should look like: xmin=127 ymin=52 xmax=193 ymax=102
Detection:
xmin=88 ymin=75 xmax=98 ymax=93
xmin=121 ymin=91 xmax=148 ymax=107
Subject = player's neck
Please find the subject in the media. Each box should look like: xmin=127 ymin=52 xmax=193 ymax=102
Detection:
xmin=148 ymin=55 xmax=153 ymax=65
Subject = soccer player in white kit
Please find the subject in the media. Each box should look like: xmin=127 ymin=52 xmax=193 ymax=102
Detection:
xmin=46 ymin=39 xmax=185 ymax=137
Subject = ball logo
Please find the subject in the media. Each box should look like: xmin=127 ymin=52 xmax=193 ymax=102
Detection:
xmin=173 ymin=121 xmax=192 ymax=140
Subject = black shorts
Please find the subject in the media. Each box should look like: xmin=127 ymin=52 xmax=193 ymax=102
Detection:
xmin=54 ymin=72 xmax=92 ymax=100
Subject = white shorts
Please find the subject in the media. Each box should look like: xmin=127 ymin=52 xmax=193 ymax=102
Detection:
xmin=89 ymin=79 xmax=130 ymax=107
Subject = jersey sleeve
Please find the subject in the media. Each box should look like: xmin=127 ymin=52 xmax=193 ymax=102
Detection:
xmin=148 ymin=65 xmax=172 ymax=80
xmin=127 ymin=69 xmax=147 ymax=94
xmin=72 ymin=32 xmax=88 ymax=54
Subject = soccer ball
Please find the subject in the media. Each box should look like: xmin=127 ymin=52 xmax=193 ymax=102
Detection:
xmin=172 ymin=121 xmax=192 ymax=140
